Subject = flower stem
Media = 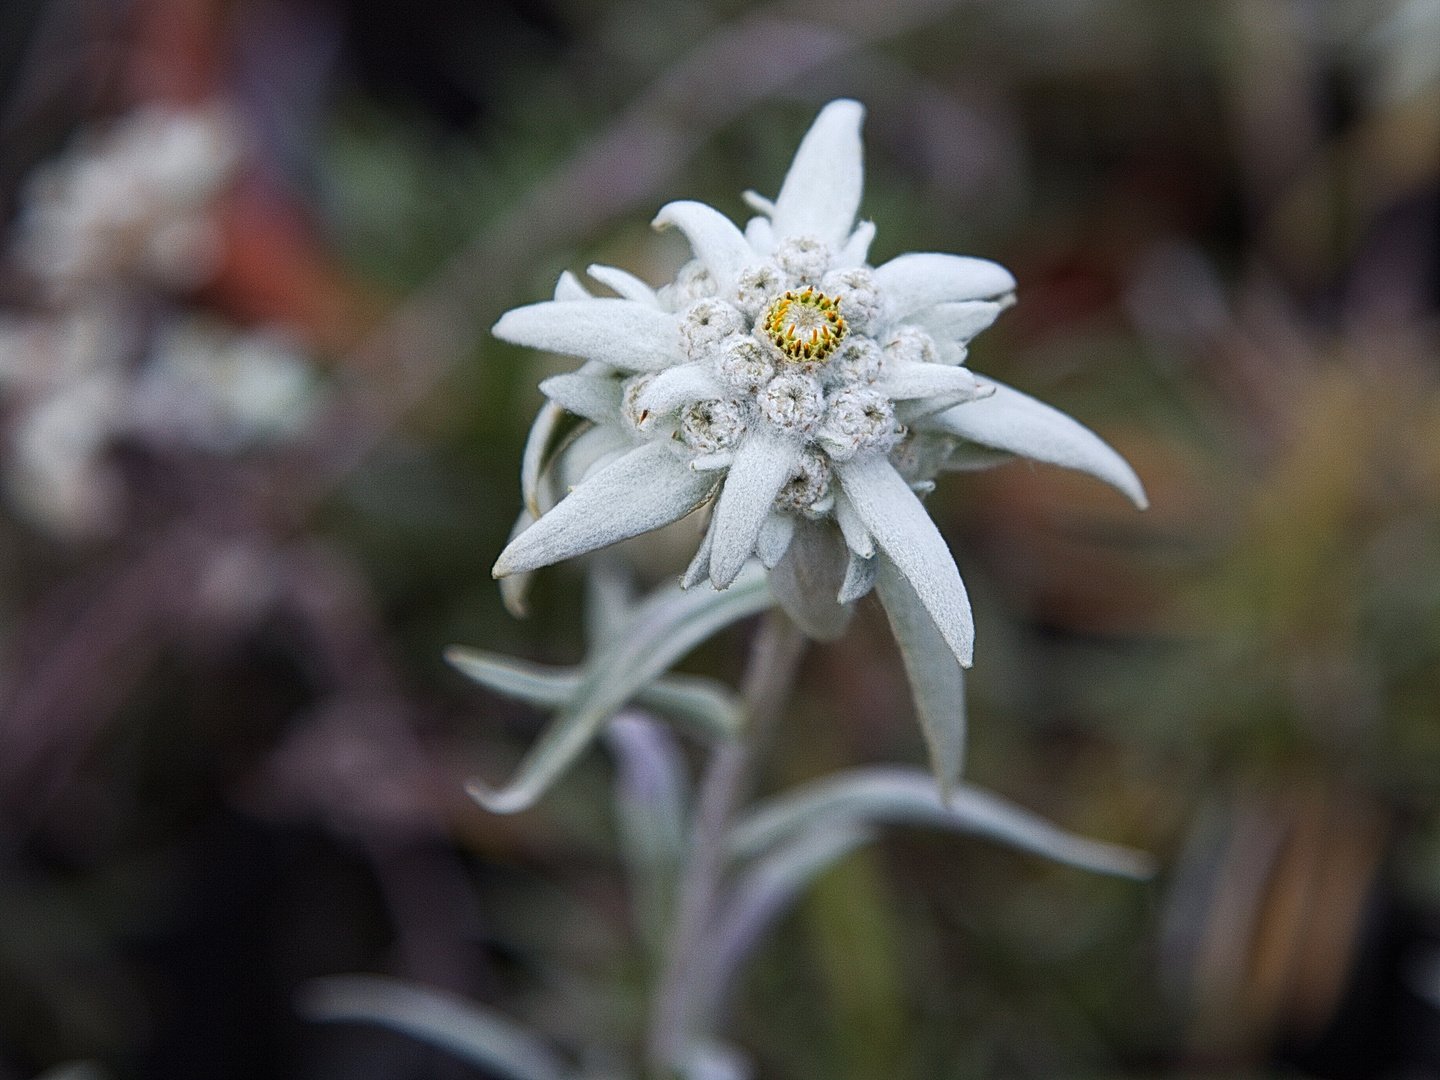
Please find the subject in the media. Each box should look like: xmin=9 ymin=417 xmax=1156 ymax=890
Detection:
xmin=648 ymin=607 xmax=807 ymax=1075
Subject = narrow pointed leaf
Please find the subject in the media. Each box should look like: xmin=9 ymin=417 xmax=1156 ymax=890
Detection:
xmin=920 ymin=380 xmax=1148 ymax=508
xmin=767 ymin=516 xmax=853 ymax=642
xmin=755 ymin=512 xmax=795 ymax=569
xmin=553 ymin=270 xmax=590 ymax=302
xmin=710 ymin=431 xmax=802 ymax=588
xmin=837 ymin=550 xmax=877 ymax=604
xmin=635 ymin=673 xmax=744 ymax=740
xmin=446 ymin=646 xmax=740 ymax=740
xmin=837 ymin=454 xmax=973 ymax=667
xmin=729 ymin=766 xmax=1156 ymax=879
xmin=836 ymin=220 xmax=876 ymax=268
xmin=604 ymin=713 xmax=689 ymax=957
xmin=653 ymin=201 xmax=755 ymax=287
xmin=689 ymin=824 xmax=872 ymax=1035
xmin=587 ymin=263 xmax=659 ymax=306
xmin=874 ymin=360 xmax=981 ymax=402
xmin=300 ymin=975 xmax=571 ymax=1080
xmin=637 ymin=363 xmax=729 ymax=418
xmin=913 ymin=299 xmax=1006 ymax=344
xmin=493 ymin=441 xmax=715 ymax=578
xmin=772 ymin=99 xmax=865 ymax=249
xmin=874 ymin=253 xmax=1016 ymax=321
xmin=469 ymin=567 xmax=772 ymax=813
xmin=492 ymin=300 xmax=680 ymax=372
xmin=538 ymin=372 xmax=623 ymax=424
xmin=445 ymin=647 xmax=581 ymax=708
xmin=499 ymin=509 xmax=538 ymax=618
xmin=874 ymin=557 xmax=965 ymax=795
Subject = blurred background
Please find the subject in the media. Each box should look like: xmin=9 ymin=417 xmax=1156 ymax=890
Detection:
xmin=3 ymin=0 xmax=1440 ymax=1076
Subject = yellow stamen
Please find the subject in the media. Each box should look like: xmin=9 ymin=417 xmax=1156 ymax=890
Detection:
xmin=761 ymin=288 xmax=847 ymax=363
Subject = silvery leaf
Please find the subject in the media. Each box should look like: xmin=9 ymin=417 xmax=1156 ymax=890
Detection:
xmin=604 ymin=712 xmax=689 ymax=958
xmin=587 ymin=263 xmax=659 ymax=306
xmin=874 ymin=253 xmax=1016 ymax=321
xmin=499 ymin=510 xmax=540 ymax=619
xmin=689 ymin=824 xmax=872 ymax=1035
xmin=494 ymin=441 xmax=717 ymax=578
xmin=919 ymin=380 xmax=1148 ymax=508
xmin=728 ymin=766 xmax=1156 ymax=879
xmin=837 ymin=549 xmax=877 ymax=605
xmin=874 ymin=557 xmax=965 ymax=796
xmin=299 ymin=975 xmax=572 ymax=1080
xmin=539 ymin=372 xmax=624 ymax=424
xmin=492 ymin=299 xmax=680 ymax=372
xmin=653 ymin=201 xmax=756 ymax=289
xmin=771 ymin=99 xmax=865 ymax=249
xmin=836 ymin=454 xmax=973 ymax=667
xmin=468 ymin=566 xmax=773 ymax=812
xmin=445 ymin=648 xmax=742 ymax=741
xmin=767 ymin=517 xmax=853 ymax=642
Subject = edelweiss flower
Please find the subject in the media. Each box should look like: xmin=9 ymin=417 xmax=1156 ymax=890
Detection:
xmin=492 ymin=100 xmax=1146 ymax=667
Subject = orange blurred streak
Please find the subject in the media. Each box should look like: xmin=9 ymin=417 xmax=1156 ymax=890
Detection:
xmin=202 ymin=183 xmax=383 ymax=356
xmin=123 ymin=0 xmax=230 ymax=106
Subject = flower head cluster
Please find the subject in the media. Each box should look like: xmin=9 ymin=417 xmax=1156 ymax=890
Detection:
xmin=0 ymin=105 xmax=316 ymax=539
xmin=493 ymin=101 xmax=1146 ymax=667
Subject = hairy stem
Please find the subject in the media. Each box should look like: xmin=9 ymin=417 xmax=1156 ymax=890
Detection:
xmin=648 ymin=608 xmax=807 ymax=1074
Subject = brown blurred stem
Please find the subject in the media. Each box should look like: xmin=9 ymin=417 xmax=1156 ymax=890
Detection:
xmin=648 ymin=608 xmax=807 ymax=1075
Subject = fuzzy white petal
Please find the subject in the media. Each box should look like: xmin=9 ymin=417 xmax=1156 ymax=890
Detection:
xmin=874 ymin=253 xmax=1016 ymax=322
xmin=875 ymin=360 xmax=981 ymax=402
xmin=768 ymin=518 xmax=853 ymax=641
xmin=587 ymin=264 xmax=659 ymax=306
xmin=836 ymin=454 xmax=974 ymax=667
xmin=709 ymin=430 xmax=804 ymax=588
xmin=837 ymin=549 xmax=877 ymax=604
xmin=835 ymin=221 xmax=876 ymax=269
xmin=832 ymin=488 xmax=874 ymax=558
xmin=913 ymin=299 xmax=1006 ymax=344
xmin=771 ymin=100 xmax=865 ymax=249
xmin=741 ymin=190 xmax=775 ymax=215
xmin=636 ymin=362 xmax=730 ymax=417
xmin=494 ymin=441 xmax=714 ymax=577
xmin=744 ymin=216 xmax=774 ymax=256
xmin=874 ymin=557 xmax=965 ymax=795
xmin=492 ymin=299 xmax=680 ymax=372
xmin=682 ymin=510 xmax=717 ymax=589
xmin=756 ymin=511 xmax=796 ymax=569
xmin=921 ymin=380 xmax=1148 ymax=508
xmin=554 ymin=270 xmax=590 ymax=301
xmin=538 ymin=371 xmax=623 ymax=423
xmin=652 ymin=201 xmax=755 ymax=287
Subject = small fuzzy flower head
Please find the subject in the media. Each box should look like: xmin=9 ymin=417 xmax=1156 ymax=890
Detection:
xmin=758 ymin=370 xmax=825 ymax=435
xmin=822 ymin=267 xmax=882 ymax=335
xmin=734 ymin=264 xmax=784 ymax=317
xmin=657 ymin=259 xmax=717 ymax=311
xmin=621 ymin=374 xmax=657 ymax=433
xmin=680 ymin=298 xmax=748 ymax=358
xmin=885 ymin=324 xmax=939 ymax=366
xmin=774 ymin=447 xmax=833 ymax=516
xmin=679 ymin=397 xmax=747 ymax=455
xmin=761 ymin=287 xmax=847 ymax=366
xmin=825 ymin=338 xmax=884 ymax=386
xmin=774 ymin=236 xmax=833 ymax=285
xmin=716 ymin=334 xmax=774 ymax=391
xmin=493 ymin=98 xmax=1147 ymax=674
xmin=818 ymin=386 xmax=902 ymax=461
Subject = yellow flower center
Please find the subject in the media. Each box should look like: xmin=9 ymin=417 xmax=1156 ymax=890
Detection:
xmin=761 ymin=287 xmax=847 ymax=363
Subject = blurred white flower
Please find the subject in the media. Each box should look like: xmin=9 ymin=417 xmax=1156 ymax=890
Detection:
xmin=500 ymin=101 xmax=1146 ymax=665
xmin=15 ymin=105 xmax=239 ymax=300
xmin=129 ymin=318 xmax=319 ymax=452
